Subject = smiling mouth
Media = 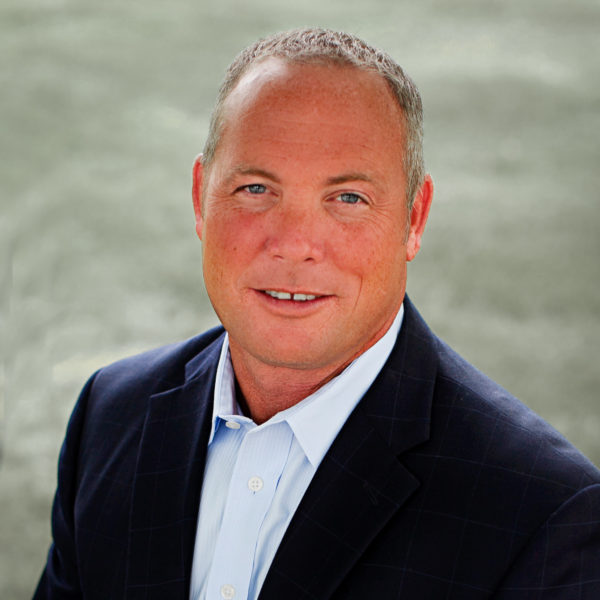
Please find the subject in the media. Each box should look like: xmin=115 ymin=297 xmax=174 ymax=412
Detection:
xmin=263 ymin=290 xmax=321 ymax=302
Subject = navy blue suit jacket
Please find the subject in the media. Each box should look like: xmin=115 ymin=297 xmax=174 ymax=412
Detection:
xmin=34 ymin=298 xmax=600 ymax=598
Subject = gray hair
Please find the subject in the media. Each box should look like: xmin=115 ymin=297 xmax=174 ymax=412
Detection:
xmin=202 ymin=27 xmax=424 ymax=210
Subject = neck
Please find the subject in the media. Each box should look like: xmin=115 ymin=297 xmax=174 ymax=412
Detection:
xmin=229 ymin=350 xmax=350 ymax=425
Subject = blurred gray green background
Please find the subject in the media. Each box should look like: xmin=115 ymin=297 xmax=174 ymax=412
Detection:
xmin=1 ymin=0 xmax=599 ymax=597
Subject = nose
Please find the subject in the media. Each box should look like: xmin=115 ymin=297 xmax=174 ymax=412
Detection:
xmin=264 ymin=202 xmax=325 ymax=263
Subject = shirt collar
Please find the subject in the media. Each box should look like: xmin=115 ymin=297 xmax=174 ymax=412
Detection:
xmin=207 ymin=335 xmax=239 ymax=444
xmin=209 ymin=304 xmax=404 ymax=467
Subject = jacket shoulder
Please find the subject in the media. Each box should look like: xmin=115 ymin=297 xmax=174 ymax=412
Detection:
xmin=91 ymin=325 xmax=225 ymax=397
xmin=430 ymin=333 xmax=600 ymax=488
xmin=70 ymin=326 xmax=225 ymax=470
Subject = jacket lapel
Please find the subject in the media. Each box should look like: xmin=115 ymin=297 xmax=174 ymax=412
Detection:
xmin=125 ymin=334 xmax=223 ymax=599
xmin=259 ymin=298 xmax=437 ymax=599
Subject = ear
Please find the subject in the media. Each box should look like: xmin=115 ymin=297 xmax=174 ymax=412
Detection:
xmin=406 ymin=174 xmax=433 ymax=262
xmin=192 ymin=154 xmax=204 ymax=240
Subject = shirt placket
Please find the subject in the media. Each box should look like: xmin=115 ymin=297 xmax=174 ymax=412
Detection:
xmin=205 ymin=420 xmax=293 ymax=600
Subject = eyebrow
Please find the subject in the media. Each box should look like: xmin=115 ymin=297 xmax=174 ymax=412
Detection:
xmin=325 ymin=172 xmax=374 ymax=186
xmin=226 ymin=165 xmax=282 ymax=184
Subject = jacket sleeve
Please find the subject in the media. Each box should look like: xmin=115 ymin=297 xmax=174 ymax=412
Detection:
xmin=493 ymin=483 xmax=600 ymax=599
xmin=32 ymin=373 xmax=98 ymax=600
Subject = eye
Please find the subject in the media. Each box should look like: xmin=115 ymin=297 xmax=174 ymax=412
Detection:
xmin=335 ymin=192 xmax=364 ymax=205
xmin=243 ymin=184 xmax=266 ymax=194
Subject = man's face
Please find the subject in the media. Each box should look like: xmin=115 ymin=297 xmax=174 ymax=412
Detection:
xmin=193 ymin=58 xmax=431 ymax=378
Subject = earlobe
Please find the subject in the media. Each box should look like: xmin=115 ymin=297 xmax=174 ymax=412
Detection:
xmin=406 ymin=174 xmax=433 ymax=262
xmin=192 ymin=154 xmax=204 ymax=240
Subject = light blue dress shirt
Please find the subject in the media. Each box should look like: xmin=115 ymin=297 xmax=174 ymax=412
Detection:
xmin=189 ymin=305 xmax=403 ymax=600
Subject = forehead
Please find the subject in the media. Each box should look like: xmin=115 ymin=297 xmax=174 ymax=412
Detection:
xmin=227 ymin=56 xmax=394 ymax=106
xmin=216 ymin=57 xmax=404 ymax=177
xmin=230 ymin=57 xmax=403 ymax=128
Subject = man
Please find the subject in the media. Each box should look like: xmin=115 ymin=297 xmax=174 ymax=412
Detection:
xmin=35 ymin=28 xmax=600 ymax=599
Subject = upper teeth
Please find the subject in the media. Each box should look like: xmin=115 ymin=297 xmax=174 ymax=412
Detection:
xmin=265 ymin=290 xmax=317 ymax=301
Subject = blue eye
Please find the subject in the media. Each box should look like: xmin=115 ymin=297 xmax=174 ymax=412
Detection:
xmin=337 ymin=192 xmax=362 ymax=204
xmin=245 ymin=184 xmax=266 ymax=194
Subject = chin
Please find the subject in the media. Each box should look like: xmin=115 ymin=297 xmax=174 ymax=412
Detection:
xmin=240 ymin=337 xmax=342 ymax=371
xmin=255 ymin=348 xmax=328 ymax=371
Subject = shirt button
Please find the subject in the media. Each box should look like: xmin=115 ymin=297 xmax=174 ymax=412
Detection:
xmin=220 ymin=583 xmax=235 ymax=599
xmin=248 ymin=476 xmax=264 ymax=492
xmin=225 ymin=421 xmax=241 ymax=430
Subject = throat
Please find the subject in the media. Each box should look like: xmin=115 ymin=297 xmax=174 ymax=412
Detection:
xmin=234 ymin=376 xmax=253 ymax=420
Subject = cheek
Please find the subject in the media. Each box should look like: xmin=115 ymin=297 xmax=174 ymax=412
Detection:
xmin=202 ymin=216 xmax=262 ymax=288
xmin=333 ymin=227 xmax=406 ymax=280
xmin=203 ymin=217 xmax=243 ymax=260
xmin=202 ymin=226 xmax=234 ymax=287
